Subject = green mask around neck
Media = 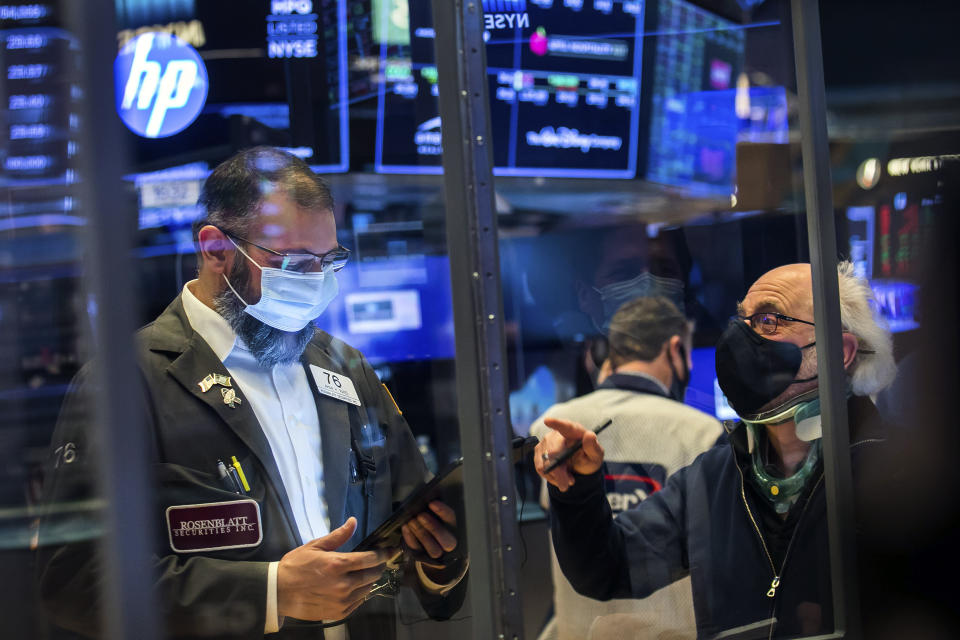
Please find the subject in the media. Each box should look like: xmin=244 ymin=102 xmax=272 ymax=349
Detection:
xmin=743 ymin=395 xmax=823 ymax=514
xmin=747 ymin=425 xmax=821 ymax=514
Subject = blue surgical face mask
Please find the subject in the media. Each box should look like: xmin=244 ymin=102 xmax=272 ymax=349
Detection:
xmin=224 ymin=237 xmax=339 ymax=332
xmin=594 ymin=272 xmax=685 ymax=330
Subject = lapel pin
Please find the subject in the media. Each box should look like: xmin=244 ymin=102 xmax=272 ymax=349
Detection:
xmin=221 ymin=387 xmax=242 ymax=409
xmin=199 ymin=373 xmax=233 ymax=393
xmin=198 ymin=374 xmax=216 ymax=393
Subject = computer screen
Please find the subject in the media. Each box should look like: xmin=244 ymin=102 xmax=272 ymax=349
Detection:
xmin=685 ymin=346 xmax=737 ymax=420
xmin=846 ymin=194 xmax=937 ymax=333
xmin=376 ymin=0 xmax=646 ymax=178
xmin=312 ymin=252 xmax=456 ymax=364
xmin=642 ymin=0 xmax=787 ymax=195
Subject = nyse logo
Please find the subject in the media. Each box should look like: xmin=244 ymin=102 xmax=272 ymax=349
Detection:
xmin=115 ymin=32 xmax=208 ymax=138
xmin=483 ymin=0 xmax=529 ymax=29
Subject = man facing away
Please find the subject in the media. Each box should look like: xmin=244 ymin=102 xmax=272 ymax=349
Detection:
xmin=531 ymin=296 xmax=722 ymax=640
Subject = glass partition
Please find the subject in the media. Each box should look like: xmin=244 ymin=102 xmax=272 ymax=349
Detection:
xmin=0 ymin=3 xmax=115 ymax=638
xmin=9 ymin=0 xmax=474 ymax=638
xmin=491 ymin=1 xmax=868 ymax=639
xmin=3 ymin=0 xmax=956 ymax=639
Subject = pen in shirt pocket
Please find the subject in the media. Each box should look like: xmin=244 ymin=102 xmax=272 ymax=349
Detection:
xmin=217 ymin=459 xmax=241 ymax=493
xmin=231 ymin=456 xmax=251 ymax=493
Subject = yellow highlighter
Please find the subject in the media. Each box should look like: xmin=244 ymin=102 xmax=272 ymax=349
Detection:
xmin=231 ymin=456 xmax=251 ymax=493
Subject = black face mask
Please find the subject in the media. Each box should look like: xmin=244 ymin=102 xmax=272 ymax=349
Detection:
xmin=715 ymin=319 xmax=816 ymax=416
xmin=667 ymin=343 xmax=690 ymax=403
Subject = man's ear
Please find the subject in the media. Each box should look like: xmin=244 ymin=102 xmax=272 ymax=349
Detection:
xmin=667 ymin=335 xmax=684 ymax=364
xmin=841 ymin=332 xmax=859 ymax=370
xmin=597 ymin=358 xmax=613 ymax=386
xmin=197 ymin=225 xmax=233 ymax=275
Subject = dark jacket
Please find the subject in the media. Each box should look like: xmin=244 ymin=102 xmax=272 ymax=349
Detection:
xmin=549 ymin=396 xmax=886 ymax=639
xmin=37 ymin=295 xmax=463 ymax=639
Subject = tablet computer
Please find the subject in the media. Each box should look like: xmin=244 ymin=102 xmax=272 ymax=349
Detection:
xmin=352 ymin=436 xmax=537 ymax=552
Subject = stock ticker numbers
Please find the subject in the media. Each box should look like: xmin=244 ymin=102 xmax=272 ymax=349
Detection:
xmin=0 ymin=4 xmax=89 ymax=487
xmin=1 ymin=4 xmax=79 ymax=188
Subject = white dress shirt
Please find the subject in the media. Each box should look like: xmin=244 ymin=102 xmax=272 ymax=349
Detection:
xmin=181 ymin=282 xmax=462 ymax=636
xmin=182 ymin=281 xmax=332 ymax=634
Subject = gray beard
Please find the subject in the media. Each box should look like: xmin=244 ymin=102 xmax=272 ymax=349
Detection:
xmin=213 ymin=257 xmax=315 ymax=368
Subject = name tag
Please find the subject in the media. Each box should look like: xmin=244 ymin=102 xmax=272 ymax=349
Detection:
xmin=310 ymin=365 xmax=361 ymax=406
xmin=166 ymin=499 xmax=263 ymax=553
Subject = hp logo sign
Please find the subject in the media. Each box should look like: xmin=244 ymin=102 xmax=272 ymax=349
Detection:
xmin=115 ymin=32 xmax=208 ymax=138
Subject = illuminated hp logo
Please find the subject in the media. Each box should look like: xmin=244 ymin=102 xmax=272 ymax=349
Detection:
xmin=115 ymin=32 xmax=208 ymax=138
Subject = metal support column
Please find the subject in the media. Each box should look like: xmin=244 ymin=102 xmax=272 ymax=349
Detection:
xmin=791 ymin=1 xmax=861 ymax=638
xmin=65 ymin=2 xmax=160 ymax=638
xmin=431 ymin=1 xmax=525 ymax=638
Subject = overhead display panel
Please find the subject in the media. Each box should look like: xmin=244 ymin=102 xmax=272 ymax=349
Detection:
xmin=640 ymin=0 xmax=787 ymax=195
xmin=376 ymin=0 xmax=645 ymax=178
xmin=115 ymin=0 xmax=349 ymax=174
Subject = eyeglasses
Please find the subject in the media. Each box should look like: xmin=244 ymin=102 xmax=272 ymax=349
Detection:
xmin=227 ymin=232 xmax=350 ymax=274
xmin=737 ymin=312 xmax=815 ymax=335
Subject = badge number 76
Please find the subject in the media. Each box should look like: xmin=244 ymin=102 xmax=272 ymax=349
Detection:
xmin=323 ymin=372 xmax=342 ymax=388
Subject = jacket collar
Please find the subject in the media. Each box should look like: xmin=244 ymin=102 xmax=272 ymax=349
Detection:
xmin=142 ymin=295 xmax=302 ymax=542
xmin=598 ymin=372 xmax=670 ymax=397
xmin=142 ymin=294 xmax=365 ymax=534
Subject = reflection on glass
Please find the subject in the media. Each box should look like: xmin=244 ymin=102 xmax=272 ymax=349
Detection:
xmin=3 ymin=0 xmax=953 ymax=637
xmin=28 ymin=1 xmax=471 ymax=636
xmin=0 ymin=2 xmax=97 ymax=638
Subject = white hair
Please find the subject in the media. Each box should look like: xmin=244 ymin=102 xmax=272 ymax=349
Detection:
xmin=836 ymin=260 xmax=897 ymax=395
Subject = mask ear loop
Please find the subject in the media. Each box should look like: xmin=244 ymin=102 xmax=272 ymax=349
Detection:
xmin=792 ymin=341 xmax=820 ymax=384
xmin=794 ymin=342 xmax=876 ymax=385
xmin=677 ymin=342 xmax=690 ymax=386
xmin=222 ymin=235 xmax=258 ymax=307
xmin=222 ymin=274 xmax=251 ymax=307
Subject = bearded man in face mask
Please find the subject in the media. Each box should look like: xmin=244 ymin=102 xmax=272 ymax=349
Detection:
xmin=38 ymin=148 xmax=466 ymax=639
xmin=534 ymin=262 xmax=897 ymax=639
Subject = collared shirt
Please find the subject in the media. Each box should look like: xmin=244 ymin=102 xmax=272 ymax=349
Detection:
xmin=181 ymin=281 xmax=330 ymax=634
xmin=181 ymin=282 xmax=460 ymax=635
xmin=182 ymin=281 xmax=331 ymax=544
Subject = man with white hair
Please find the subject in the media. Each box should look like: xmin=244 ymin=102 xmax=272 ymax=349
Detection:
xmin=534 ymin=262 xmax=896 ymax=639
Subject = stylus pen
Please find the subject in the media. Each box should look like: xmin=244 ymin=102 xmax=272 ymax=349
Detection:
xmin=543 ymin=419 xmax=613 ymax=474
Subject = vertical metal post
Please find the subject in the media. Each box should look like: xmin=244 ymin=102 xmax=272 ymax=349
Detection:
xmin=791 ymin=1 xmax=860 ymax=638
xmin=431 ymin=1 xmax=525 ymax=638
xmin=64 ymin=2 xmax=160 ymax=638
